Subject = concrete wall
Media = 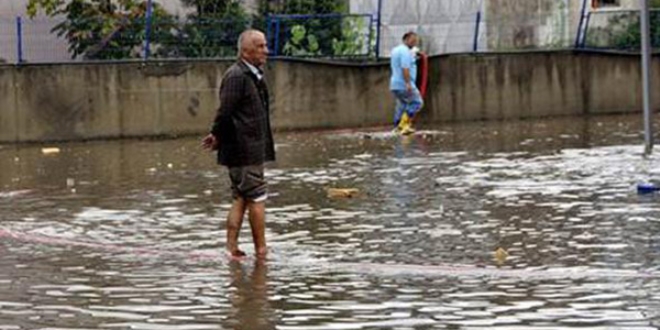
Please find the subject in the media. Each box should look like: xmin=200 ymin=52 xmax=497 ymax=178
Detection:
xmin=1 ymin=61 xmax=229 ymax=142
xmin=0 ymin=50 xmax=657 ymax=143
xmin=423 ymin=51 xmax=651 ymax=122
xmin=271 ymin=59 xmax=391 ymax=130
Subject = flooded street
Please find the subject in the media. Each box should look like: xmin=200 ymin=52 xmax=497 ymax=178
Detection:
xmin=2 ymin=114 xmax=660 ymax=329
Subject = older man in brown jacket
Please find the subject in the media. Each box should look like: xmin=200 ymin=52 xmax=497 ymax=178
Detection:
xmin=202 ymin=29 xmax=274 ymax=259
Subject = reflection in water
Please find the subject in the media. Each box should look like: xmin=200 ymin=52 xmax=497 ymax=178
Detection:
xmin=225 ymin=260 xmax=275 ymax=330
xmin=1 ymin=114 xmax=660 ymax=329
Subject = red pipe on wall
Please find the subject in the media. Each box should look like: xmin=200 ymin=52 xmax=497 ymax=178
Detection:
xmin=418 ymin=52 xmax=429 ymax=99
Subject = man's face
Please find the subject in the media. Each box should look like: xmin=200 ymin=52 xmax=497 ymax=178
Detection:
xmin=406 ymin=35 xmax=418 ymax=48
xmin=244 ymin=32 xmax=269 ymax=67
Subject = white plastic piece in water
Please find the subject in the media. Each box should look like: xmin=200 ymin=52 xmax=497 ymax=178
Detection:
xmin=14 ymin=157 xmax=19 ymax=162
xmin=354 ymin=153 xmax=373 ymax=159
xmin=167 ymin=163 xmax=173 ymax=169
xmin=41 ymin=147 xmax=60 ymax=155
xmin=66 ymin=178 xmax=75 ymax=187
xmin=204 ymin=190 xmax=213 ymax=196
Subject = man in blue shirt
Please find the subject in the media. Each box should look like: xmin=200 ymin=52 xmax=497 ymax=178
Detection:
xmin=390 ymin=32 xmax=423 ymax=135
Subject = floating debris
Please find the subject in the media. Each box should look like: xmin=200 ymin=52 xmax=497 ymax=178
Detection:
xmin=495 ymin=247 xmax=509 ymax=265
xmin=41 ymin=147 xmax=60 ymax=155
xmin=327 ymin=188 xmax=360 ymax=198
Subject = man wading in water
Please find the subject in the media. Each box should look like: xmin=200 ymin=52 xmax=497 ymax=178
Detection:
xmin=202 ymin=29 xmax=275 ymax=259
xmin=390 ymin=31 xmax=424 ymax=135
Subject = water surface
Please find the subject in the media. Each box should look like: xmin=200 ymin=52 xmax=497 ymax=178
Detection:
xmin=1 ymin=114 xmax=660 ymax=329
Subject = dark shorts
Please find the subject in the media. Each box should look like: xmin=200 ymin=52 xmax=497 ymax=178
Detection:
xmin=229 ymin=165 xmax=267 ymax=202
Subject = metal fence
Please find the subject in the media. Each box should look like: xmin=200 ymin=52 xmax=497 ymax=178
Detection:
xmin=582 ymin=9 xmax=660 ymax=50
xmin=0 ymin=16 xmax=252 ymax=63
xmin=1 ymin=5 xmax=657 ymax=64
xmin=1 ymin=13 xmax=575 ymax=64
xmin=266 ymin=14 xmax=375 ymax=58
xmin=0 ymin=14 xmax=377 ymax=63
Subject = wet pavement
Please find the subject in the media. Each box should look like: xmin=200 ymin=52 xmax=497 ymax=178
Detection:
xmin=1 ymin=114 xmax=660 ymax=329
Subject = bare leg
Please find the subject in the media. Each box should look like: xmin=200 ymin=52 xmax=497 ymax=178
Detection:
xmin=226 ymin=197 xmax=247 ymax=257
xmin=247 ymin=201 xmax=267 ymax=259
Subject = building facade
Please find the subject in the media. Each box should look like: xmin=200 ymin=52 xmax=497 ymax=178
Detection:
xmin=350 ymin=0 xmax=642 ymax=56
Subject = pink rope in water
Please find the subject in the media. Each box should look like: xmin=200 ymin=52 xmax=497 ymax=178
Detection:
xmin=1 ymin=227 xmax=658 ymax=279
xmin=0 ymin=228 xmax=217 ymax=261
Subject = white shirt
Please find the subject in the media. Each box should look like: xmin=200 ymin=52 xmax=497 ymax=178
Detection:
xmin=243 ymin=60 xmax=263 ymax=80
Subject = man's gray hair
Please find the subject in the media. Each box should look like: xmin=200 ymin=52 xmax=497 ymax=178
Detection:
xmin=237 ymin=29 xmax=264 ymax=57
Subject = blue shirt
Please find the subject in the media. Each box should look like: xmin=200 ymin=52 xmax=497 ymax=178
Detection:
xmin=390 ymin=44 xmax=417 ymax=91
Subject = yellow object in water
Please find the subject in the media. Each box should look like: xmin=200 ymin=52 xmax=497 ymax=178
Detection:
xmin=398 ymin=113 xmax=410 ymax=131
xmin=41 ymin=147 xmax=60 ymax=155
xmin=397 ymin=113 xmax=415 ymax=135
xmin=400 ymin=126 xmax=415 ymax=136
xmin=327 ymin=188 xmax=360 ymax=198
xmin=494 ymin=247 xmax=508 ymax=264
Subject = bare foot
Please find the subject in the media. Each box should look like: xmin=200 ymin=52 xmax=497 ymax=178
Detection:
xmin=256 ymin=247 xmax=268 ymax=260
xmin=227 ymin=249 xmax=246 ymax=261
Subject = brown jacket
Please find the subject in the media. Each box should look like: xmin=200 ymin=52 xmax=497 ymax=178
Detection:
xmin=211 ymin=61 xmax=275 ymax=167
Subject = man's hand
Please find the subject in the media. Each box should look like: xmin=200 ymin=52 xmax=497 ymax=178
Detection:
xmin=406 ymin=82 xmax=413 ymax=94
xmin=201 ymin=133 xmax=218 ymax=151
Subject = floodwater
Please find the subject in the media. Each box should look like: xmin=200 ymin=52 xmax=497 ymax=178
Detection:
xmin=1 ymin=114 xmax=660 ymax=330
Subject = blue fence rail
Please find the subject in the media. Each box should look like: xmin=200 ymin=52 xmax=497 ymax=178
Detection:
xmin=0 ymin=13 xmax=375 ymax=63
xmin=580 ymin=9 xmax=660 ymax=50
xmin=3 ymin=6 xmax=654 ymax=64
xmin=15 ymin=17 xmax=23 ymax=63
xmin=266 ymin=13 xmax=375 ymax=58
xmin=144 ymin=0 xmax=154 ymax=60
xmin=0 ymin=15 xmax=479 ymax=64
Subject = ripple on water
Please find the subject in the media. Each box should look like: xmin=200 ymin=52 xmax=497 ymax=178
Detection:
xmin=1 ymin=119 xmax=660 ymax=329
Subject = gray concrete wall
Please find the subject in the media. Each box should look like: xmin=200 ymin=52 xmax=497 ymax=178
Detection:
xmin=423 ymin=51 xmax=652 ymax=123
xmin=0 ymin=68 xmax=17 ymax=142
xmin=271 ymin=59 xmax=392 ymax=130
xmin=2 ymin=61 xmax=229 ymax=142
xmin=0 ymin=50 xmax=657 ymax=143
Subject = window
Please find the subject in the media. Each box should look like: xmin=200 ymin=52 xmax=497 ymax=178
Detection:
xmin=592 ymin=0 xmax=621 ymax=8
